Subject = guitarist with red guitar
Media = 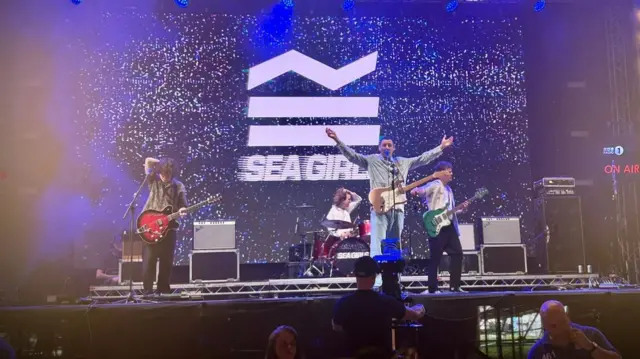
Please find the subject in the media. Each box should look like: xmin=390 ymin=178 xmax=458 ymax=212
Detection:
xmin=140 ymin=157 xmax=188 ymax=295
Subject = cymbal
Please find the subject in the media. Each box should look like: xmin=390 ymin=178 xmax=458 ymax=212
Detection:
xmin=295 ymin=204 xmax=315 ymax=209
xmin=320 ymin=219 xmax=356 ymax=229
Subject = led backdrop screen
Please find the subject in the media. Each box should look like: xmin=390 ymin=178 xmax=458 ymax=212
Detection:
xmin=73 ymin=11 xmax=530 ymax=265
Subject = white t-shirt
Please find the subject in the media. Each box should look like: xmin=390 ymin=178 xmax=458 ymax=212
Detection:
xmin=325 ymin=193 xmax=362 ymax=236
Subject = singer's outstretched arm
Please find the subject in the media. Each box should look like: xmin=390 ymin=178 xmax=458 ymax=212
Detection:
xmin=406 ymin=146 xmax=443 ymax=170
xmin=326 ymin=127 xmax=369 ymax=169
xmin=335 ymin=140 xmax=370 ymax=169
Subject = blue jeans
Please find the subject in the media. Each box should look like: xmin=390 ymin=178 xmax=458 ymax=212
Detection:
xmin=369 ymin=209 xmax=405 ymax=257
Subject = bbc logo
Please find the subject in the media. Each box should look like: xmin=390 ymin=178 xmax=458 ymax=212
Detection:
xmin=603 ymin=146 xmax=624 ymax=156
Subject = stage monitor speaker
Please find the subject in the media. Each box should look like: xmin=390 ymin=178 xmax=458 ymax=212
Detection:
xmin=533 ymin=195 xmax=586 ymax=273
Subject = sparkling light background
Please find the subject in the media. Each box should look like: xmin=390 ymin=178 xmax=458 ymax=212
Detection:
xmin=74 ymin=13 xmax=530 ymax=265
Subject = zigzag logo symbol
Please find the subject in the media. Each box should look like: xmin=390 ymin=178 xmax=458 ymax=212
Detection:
xmin=247 ymin=50 xmax=378 ymax=90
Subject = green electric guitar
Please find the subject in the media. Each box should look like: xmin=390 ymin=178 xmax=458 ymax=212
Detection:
xmin=422 ymin=187 xmax=489 ymax=237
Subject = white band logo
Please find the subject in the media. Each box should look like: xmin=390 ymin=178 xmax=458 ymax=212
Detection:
xmin=239 ymin=50 xmax=380 ymax=181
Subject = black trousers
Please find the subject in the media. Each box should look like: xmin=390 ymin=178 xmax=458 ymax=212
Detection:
xmin=427 ymin=224 xmax=463 ymax=292
xmin=142 ymin=230 xmax=176 ymax=293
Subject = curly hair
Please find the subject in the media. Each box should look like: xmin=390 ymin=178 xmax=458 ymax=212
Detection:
xmin=265 ymin=326 xmax=302 ymax=359
xmin=332 ymin=188 xmax=349 ymax=207
xmin=157 ymin=157 xmax=178 ymax=178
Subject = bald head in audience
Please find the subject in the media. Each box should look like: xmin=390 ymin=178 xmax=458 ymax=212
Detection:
xmin=540 ymin=300 xmax=571 ymax=340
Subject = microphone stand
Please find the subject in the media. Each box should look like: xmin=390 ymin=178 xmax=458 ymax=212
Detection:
xmin=115 ymin=174 xmax=155 ymax=304
xmin=388 ymin=154 xmax=400 ymax=254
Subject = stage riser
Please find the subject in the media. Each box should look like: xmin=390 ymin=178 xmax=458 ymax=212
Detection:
xmin=0 ymin=291 xmax=637 ymax=359
xmin=89 ymin=274 xmax=598 ymax=301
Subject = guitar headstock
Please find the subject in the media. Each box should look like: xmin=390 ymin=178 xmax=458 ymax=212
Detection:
xmin=475 ymin=187 xmax=489 ymax=199
xmin=206 ymin=194 xmax=222 ymax=204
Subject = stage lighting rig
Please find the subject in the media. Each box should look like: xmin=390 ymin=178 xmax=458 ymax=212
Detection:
xmin=374 ymin=254 xmax=406 ymax=302
xmin=175 ymin=0 xmax=189 ymax=8
xmin=446 ymin=0 xmax=459 ymax=12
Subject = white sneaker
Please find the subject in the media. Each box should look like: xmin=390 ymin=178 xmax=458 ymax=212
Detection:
xmin=421 ymin=289 xmax=442 ymax=294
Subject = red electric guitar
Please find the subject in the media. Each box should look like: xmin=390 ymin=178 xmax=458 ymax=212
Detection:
xmin=136 ymin=195 xmax=220 ymax=244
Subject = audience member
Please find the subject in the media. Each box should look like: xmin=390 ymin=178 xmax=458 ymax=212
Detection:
xmin=528 ymin=300 xmax=620 ymax=359
xmin=265 ymin=325 xmax=302 ymax=359
xmin=332 ymin=256 xmax=425 ymax=358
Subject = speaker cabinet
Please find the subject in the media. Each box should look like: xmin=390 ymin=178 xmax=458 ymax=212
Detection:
xmin=533 ymin=196 xmax=586 ymax=273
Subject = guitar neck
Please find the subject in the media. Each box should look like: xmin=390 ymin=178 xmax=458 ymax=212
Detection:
xmin=167 ymin=200 xmax=211 ymax=221
xmin=446 ymin=196 xmax=477 ymax=215
xmin=402 ymin=175 xmax=435 ymax=193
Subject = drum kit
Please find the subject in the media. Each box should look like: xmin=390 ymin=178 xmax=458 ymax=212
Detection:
xmin=300 ymin=215 xmax=372 ymax=277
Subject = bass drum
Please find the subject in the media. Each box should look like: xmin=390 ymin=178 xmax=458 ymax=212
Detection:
xmin=328 ymin=238 xmax=370 ymax=276
xmin=357 ymin=220 xmax=371 ymax=243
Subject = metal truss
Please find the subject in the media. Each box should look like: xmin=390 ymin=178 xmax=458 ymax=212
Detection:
xmin=88 ymin=274 xmax=599 ymax=301
xmin=604 ymin=1 xmax=640 ymax=283
xmin=605 ymin=0 xmax=632 ymax=137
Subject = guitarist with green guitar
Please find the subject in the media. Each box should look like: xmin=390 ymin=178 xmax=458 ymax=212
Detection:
xmin=411 ymin=161 xmax=488 ymax=294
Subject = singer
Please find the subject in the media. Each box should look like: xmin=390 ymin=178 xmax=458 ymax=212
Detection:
xmin=326 ymin=128 xmax=454 ymax=286
xmin=142 ymin=157 xmax=188 ymax=295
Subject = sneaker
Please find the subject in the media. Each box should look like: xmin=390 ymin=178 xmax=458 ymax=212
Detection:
xmin=449 ymin=287 xmax=467 ymax=293
xmin=421 ymin=289 xmax=441 ymax=294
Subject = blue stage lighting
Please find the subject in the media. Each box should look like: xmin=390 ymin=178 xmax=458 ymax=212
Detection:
xmin=343 ymin=0 xmax=355 ymax=11
xmin=281 ymin=0 xmax=294 ymax=8
xmin=446 ymin=0 xmax=459 ymax=13
xmin=534 ymin=0 xmax=546 ymax=12
xmin=175 ymin=0 xmax=189 ymax=8
xmin=70 ymin=0 xmax=83 ymax=5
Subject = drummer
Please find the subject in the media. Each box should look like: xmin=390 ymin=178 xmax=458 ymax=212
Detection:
xmin=326 ymin=188 xmax=362 ymax=239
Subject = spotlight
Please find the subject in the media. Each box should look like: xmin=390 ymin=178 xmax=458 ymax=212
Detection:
xmin=281 ymin=0 xmax=294 ymax=8
xmin=446 ymin=0 xmax=459 ymax=12
xmin=534 ymin=0 xmax=546 ymax=12
xmin=70 ymin=0 xmax=82 ymax=4
xmin=343 ymin=0 xmax=355 ymax=11
xmin=175 ymin=0 xmax=189 ymax=8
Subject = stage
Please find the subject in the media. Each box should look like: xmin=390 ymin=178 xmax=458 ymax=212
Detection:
xmin=1 ymin=286 xmax=638 ymax=359
xmin=87 ymin=273 xmax=599 ymax=301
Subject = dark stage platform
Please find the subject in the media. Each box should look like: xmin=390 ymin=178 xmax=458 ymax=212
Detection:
xmin=1 ymin=289 xmax=638 ymax=359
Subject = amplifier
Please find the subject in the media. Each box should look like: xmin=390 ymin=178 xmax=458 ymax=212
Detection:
xmin=536 ymin=187 xmax=576 ymax=198
xmin=193 ymin=221 xmax=236 ymax=250
xmin=118 ymin=259 xmax=157 ymax=285
xmin=458 ymin=223 xmax=476 ymax=251
xmin=481 ymin=244 xmax=527 ymax=275
xmin=439 ymin=251 xmax=481 ymax=275
xmin=533 ymin=177 xmax=576 ymax=189
xmin=478 ymin=217 xmax=522 ymax=244
xmin=190 ymin=249 xmax=240 ymax=283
